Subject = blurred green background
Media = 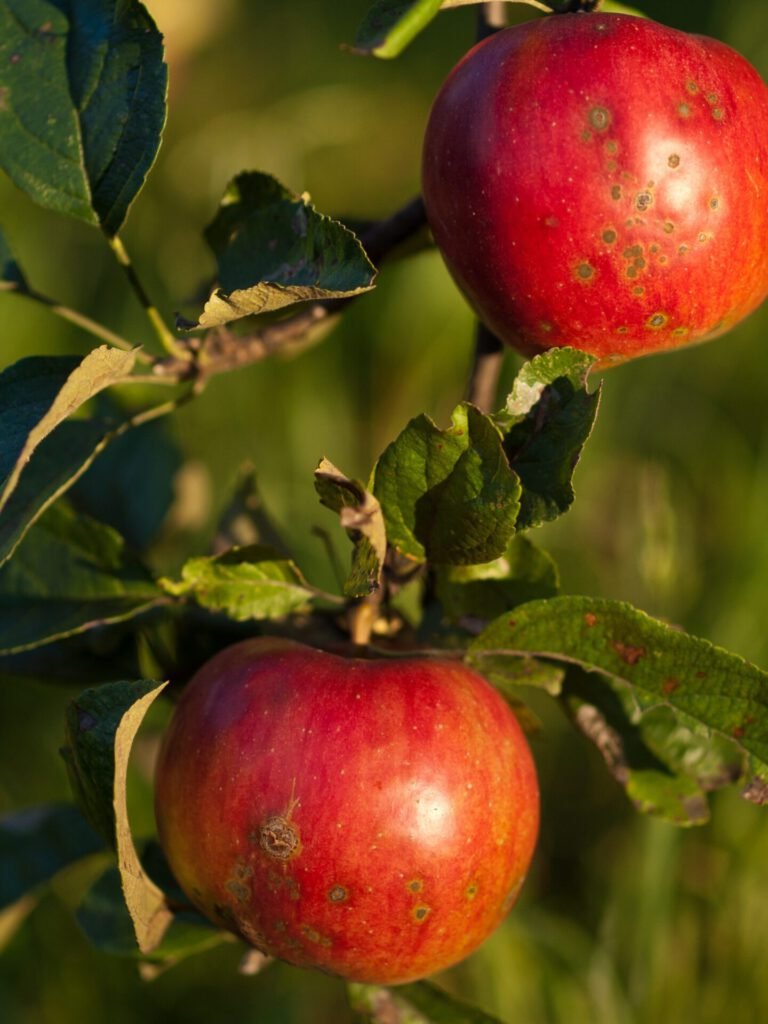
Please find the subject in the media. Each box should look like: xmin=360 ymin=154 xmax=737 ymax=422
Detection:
xmin=2 ymin=0 xmax=768 ymax=1021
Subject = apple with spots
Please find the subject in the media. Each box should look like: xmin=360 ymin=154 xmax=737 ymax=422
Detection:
xmin=422 ymin=12 xmax=768 ymax=365
xmin=154 ymin=638 xmax=539 ymax=984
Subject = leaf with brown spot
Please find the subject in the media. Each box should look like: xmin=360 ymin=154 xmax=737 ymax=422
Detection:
xmin=469 ymin=596 xmax=768 ymax=814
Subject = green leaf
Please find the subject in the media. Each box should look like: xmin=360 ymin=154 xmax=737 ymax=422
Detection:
xmin=495 ymin=348 xmax=600 ymax=530
xmin=349 ymin=979 xmax=505 ymax=1023
xmin=469 ymin=597 xmax=768 ymax=805
xmin=561 ymin=668 xmax=744 ymax=825
xmin=71 ymin=407 xmax=181 ymax=552
xmin=0 ymin=630 xmax=142 ymax=688
xmin=183 ymin=171 xmax=376 ymax=330
xmin=0 ymin=501 xmax=162 ymax=655
xmin=62 ymin=678 xmax=171 ymax=953
xmin=0 ymin=0 xmax=167 ymax=235
xmin=473 ymin=653 xmax=565 ymax=700
xmin=351 ymin=0 xmax=442 ymax=59
xmin=373 ymin=404 xmax=521 ymax=566
xmin=0 ymin=418 xmax=112 ymax=567
xmin=435 ymin=534 xmax=559 ymax=623
xmin=315 ymin=457 xmax=386 ymax=598
xmin=0 ymin=225 xmax=27 ymax=290
xmin=601 ymin=2 xmax=649 ymax=15
xmin=0 ymin=804 xmax=104 ymax=911
xmin=159 ymin=545 xmax=317 ymax=620
xmin=76 ymin=865 xmax=228 ymax=965
xmin=0 ymin=348 xmax=136 ymax=520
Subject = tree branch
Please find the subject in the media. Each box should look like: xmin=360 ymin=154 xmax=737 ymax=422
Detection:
xmin=150 ymin=195 xmax=428 ymax=385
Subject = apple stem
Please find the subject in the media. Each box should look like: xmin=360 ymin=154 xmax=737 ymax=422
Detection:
xmin=467 ymin=321 xmax=504 ymax=413
xmin=349 ymin=593 xmax=381 ymax=647
xmin=476 ymin=2 xmax=507 ymax=40
xmin=547 ymin=0 xmax=602 ymax=12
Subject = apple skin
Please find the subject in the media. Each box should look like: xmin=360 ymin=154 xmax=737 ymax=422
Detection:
xmin=154 ymin=637 xmax=539 ymax=984
xmin=422 ymin=13 xmax=768 ymax=365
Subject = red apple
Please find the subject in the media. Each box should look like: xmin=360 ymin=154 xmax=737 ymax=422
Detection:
xmin=154 ymin=637 xmax=539 ymax=984
xmin=422 ymin=13 xmax=768 ymax=365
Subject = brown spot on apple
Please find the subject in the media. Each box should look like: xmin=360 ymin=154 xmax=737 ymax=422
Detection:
xmin=328 ymin=885 xmax=348 ymax=903
xmin=302 ymin=925 xmax=332 ymax=947
xmin=412 ymin=904 xmax=431 ymax=923
xmin=575 ymin=262 xmax=595 ymax=281
xmin=668 ymin=153 xmax=681 ymax=168
xmin=647 ymin=313 xmax=668 ymax=329
xmin=589 ymin=106 xmax=611 ymax=132
xmin=602 ymin=229 xmax=617 ymax=244
xmin=259 ymin=816 xmax=301 ymax=860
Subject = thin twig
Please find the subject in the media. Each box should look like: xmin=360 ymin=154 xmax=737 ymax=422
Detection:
xmin=0 ymin=283 xmax=151 ymax=363
xmin=107 ymin=234 xmax=192 ymax=361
